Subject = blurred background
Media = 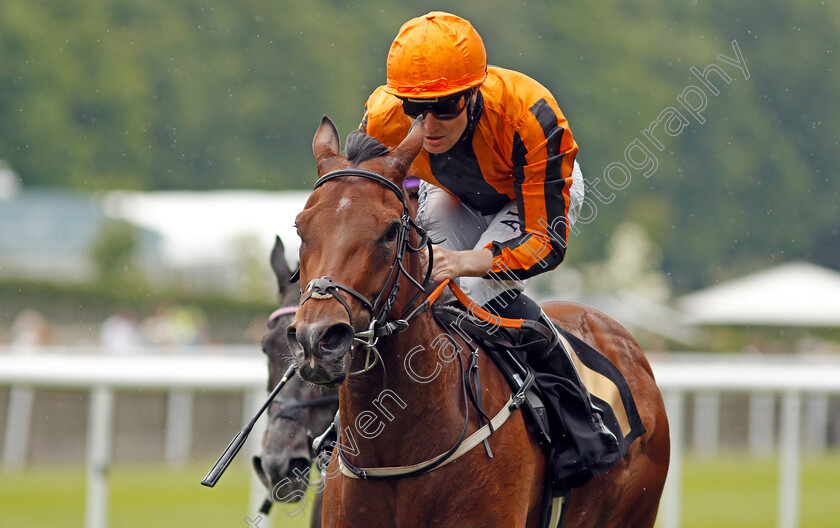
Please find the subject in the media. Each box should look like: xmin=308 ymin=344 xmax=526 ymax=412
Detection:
xmin=0 ymin=1 xmax=838 ymax=527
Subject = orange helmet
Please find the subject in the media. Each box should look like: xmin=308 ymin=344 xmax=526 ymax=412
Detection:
xmin=385 ymin=12 xmax=488 ymax=99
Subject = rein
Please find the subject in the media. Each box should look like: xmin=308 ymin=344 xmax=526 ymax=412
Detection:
xmin=331 ymin=286 xmax=538 ymax=480
xmin=333 ymin=347 xmax=534 ymax=480
xmin=297 ymin=168 xmax=532 ymax=372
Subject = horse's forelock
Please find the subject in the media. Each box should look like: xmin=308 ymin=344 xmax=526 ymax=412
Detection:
xmin=345 ymin=131 xmax=390 ymax=165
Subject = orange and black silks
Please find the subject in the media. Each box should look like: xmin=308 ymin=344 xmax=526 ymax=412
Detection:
xmin=361 ymin=66 xmax=579 ymax=281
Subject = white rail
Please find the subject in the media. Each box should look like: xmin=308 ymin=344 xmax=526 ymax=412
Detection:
xmin=653 ymin=354 xmax=840 ymax=528
xmin=0 ymin=350 xmax=269 ymax=528
xmin=2 ymin=350 xmax=840 ymax=528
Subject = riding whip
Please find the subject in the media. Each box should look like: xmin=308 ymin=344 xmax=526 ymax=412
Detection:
xmin=201 ymin=363 xmax=297 ymax=487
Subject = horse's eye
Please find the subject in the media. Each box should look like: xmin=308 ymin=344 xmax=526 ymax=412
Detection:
xmin=383 ymin=223 xmax=400 ymax=243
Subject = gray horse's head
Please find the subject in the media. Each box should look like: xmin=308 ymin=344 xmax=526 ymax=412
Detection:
xmin=253 ymin=236 xmax=339 ymax=502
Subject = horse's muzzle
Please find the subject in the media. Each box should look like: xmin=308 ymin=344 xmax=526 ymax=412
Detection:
xmin=287 ymin=321 xmax=355 ymax=384
xmin=252 ymin=454 xmax=311 ymax=499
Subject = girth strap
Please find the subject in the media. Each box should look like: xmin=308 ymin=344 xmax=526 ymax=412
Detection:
xmin=337 ymin=394 xmax=521 ymax=480
xmin=467 ymin=348 xmax=494 ymax=458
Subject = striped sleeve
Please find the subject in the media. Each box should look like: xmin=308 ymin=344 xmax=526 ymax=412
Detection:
xmin=486 ymin=97 xmax=578 ymax=280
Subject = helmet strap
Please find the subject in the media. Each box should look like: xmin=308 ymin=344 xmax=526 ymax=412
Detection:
xmin=458 ymin=89 xmax=484 ymax=143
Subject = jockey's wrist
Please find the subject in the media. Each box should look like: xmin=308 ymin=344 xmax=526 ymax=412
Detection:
xmin=457 ymin=248 xmax=494 ymax=277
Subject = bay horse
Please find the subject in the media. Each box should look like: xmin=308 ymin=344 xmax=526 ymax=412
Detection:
xmin=287 ymin=116 xmax=669 ymax=527
xmin=254 ymin=236 xmax=339 ymax=527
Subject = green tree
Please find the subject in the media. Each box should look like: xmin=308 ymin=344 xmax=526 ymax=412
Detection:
xmin=89 ymin=219 xmax=142 ymax=284
xmin=1 ymin=0 xmax=837 ymax=292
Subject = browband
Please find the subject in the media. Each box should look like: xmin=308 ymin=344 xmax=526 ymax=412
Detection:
xmin=315 ymin=168 xmax=408 ymax=207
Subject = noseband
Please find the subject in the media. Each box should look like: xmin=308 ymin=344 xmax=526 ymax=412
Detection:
xmin=297 ymin=168 xmax=434 ymax=365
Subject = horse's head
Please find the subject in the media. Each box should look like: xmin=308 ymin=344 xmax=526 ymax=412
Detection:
xmin=255 ymin=236 xmax=339 ymax=499
xmin=287 ymin=116 xmax=425 ymax=386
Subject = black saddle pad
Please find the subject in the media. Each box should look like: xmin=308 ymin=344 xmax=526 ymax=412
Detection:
xmin=540 ymin=326 xmax=646 ymax=487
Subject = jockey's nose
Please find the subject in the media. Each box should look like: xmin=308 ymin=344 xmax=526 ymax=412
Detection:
xmin=287 ymin=320 xmax=355 ymax=361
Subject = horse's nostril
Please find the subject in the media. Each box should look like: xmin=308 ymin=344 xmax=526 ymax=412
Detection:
xmin=288 ymin=321 xmax=353 ymax=361
xmin=320 ymin=323 xmax=354 ymax=356
xmin=286 ymin=326 xmax=302 ymax=356
xmin=252 ymin=455 xmax=270 ymax=489
xmin=287 ymin=457 xmax=311 ymax=480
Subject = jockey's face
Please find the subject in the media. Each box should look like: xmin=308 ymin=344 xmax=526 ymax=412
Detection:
xmin=408 ymin=98 xmax=470 ymax=154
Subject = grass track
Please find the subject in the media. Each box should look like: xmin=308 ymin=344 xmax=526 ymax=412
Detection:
xmin=1 ymin=455 xmax=838 ymax=527
xmin=675 ymin=454 xmax=840 ymax=528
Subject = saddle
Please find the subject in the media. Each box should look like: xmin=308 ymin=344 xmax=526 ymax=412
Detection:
xmin=431 ymin=305 xmax=647 ymax=526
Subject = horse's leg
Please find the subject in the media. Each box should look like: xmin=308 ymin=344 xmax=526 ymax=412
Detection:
xmin=542 ymin=302 xmax=670 ymax=528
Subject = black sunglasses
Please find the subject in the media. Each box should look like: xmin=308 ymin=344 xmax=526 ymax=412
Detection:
xmin=400 ymin=89 xmax=474 ymax=120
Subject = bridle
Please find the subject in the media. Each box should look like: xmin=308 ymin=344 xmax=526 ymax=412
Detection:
xmin=294 ymin=168 xmax=435 ymax=371
xmin=266 ymin=305 xmax=299 ymax=330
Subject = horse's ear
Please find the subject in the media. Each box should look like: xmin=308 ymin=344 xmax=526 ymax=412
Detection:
xmin=389 ymin=116 xmax=424 ymax=178
xmin=312 ymin=115 xmax=340 ymax=168
xmin=270 ymin=235 xmax=292 ymax=297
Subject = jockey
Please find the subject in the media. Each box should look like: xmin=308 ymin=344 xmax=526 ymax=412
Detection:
xmin=359 ymin=15 xmax=624 ymax=482
xmin=360 ymin=12 xmax=591 ymax=388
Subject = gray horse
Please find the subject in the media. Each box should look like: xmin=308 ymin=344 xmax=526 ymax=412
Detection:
xmin=253 ymin=236 xmax=339 ymax=527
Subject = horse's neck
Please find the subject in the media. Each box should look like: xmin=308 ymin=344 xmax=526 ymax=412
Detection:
xmin=337 ymin=311 xmax=466 ymax=460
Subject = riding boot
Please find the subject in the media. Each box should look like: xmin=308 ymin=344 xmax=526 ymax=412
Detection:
xmin=523 ymin=310 xmax=586 ymax=387
xmin=523 ymin=310 xmax=607 ymax=408
xmin=484 ymin=291 xmax=626 ymax=487
xmin=484 ymin=292 xmax=612 ymax=434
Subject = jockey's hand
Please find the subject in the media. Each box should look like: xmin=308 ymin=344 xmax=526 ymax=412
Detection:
xmin=429 ymin=246 xmax=493 ymax=282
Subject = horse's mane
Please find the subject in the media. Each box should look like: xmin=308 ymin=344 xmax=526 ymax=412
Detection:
xmin=345 ymin=130 xmax=389 ymax=165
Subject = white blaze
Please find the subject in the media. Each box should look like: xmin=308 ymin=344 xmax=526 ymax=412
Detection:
xmin=336 ymin=197 xmax=352 ymax=213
